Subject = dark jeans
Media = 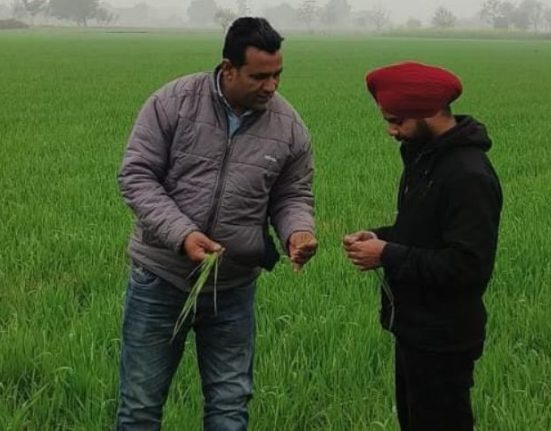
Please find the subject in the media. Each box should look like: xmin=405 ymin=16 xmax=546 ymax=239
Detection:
xmin=395 ymin=339 xmax=483 ymax=431
xmin=116 ymin=263 xmax=256 ymax=431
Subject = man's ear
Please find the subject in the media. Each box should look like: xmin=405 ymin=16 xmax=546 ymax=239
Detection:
xmin=221 ymin=59 xmax=234 ymax=77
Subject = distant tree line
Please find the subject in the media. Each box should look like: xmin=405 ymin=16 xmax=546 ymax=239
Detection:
xmin=480 ymin=0 xmax=551 ymax=31
xmin=10 ymin=0 xmax=117 ymax=27
xmin=3 ymin=0 xmax=551 ymax=33
xmin=261 ymin=0 xmax=551 ymax=33
xmin=430 ymin=0 xmax=551 ymax=31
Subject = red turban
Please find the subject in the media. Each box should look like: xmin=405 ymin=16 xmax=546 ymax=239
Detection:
xmin=365 ymin=61 xmax=462 ymax=119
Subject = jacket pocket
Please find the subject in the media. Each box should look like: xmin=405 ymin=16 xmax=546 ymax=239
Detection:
xmin=213 ymin=223 xmax=266 ymax=269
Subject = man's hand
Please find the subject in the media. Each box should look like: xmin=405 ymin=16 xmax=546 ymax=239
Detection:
xmin=183 ymin=232 xmax=223 ymax=263
xmin=342 ymin=230 xmax=378 ymax=248
xmin=343 ymin=234 xmax=387 ymax=271
xmin=288 ymin=231 xmax=318 ymax=272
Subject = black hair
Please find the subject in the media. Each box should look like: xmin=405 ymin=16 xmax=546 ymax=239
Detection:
xmin=223 ymin=17 xmax=284 ymax=67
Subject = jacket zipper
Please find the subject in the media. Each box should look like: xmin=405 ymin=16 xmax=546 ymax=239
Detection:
xmin=204 ymin=108 xmax=259 ymax=236
xmin=400 ymin=151 xmax=430 ymax=203
xmin=205 ymin=137 xmax=232 ymax=236
xmin=390 ymin=150 xmax=431 ymax=330
xmin=203 ymin=136 xmax=232 ymax=317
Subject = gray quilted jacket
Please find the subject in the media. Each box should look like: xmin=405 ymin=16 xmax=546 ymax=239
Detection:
xmin=118 ymin=70 xmax=315 ymax=291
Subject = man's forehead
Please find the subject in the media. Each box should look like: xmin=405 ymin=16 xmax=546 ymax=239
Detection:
xmin=242 ymin=47 xmax=282 ymax=68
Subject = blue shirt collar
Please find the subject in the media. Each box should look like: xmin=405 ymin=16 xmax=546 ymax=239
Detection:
xmin=216 ymin=70 xmax=253 ymax=118
xmin=216 ymin=70 xmax=253 ymax=137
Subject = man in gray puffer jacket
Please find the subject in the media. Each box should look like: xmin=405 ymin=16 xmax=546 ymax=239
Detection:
xmin=115 ymin=17 xmax=317 ymax=431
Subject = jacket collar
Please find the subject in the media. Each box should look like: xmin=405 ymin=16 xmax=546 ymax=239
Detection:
xmin=209 ymin=65 xmax=268 ymax=115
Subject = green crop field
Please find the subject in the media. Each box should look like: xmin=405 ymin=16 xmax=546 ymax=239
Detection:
xmin=1 ymin=30 xmax=550 ymax=430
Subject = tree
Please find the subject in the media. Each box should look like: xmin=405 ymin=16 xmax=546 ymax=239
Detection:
xmin=511 ymin=5 xmax=530 ymax=29
xmin=544 ymin=6 xmax=551 ymax=31
xmin=480 ymin=0 xmax=515 ymax=29
xmin=368 ymin=4 xmax=390 ymax=32
xmin=499 ymin=1 xmax=516 ymax=28
xmin=94 ymin=5 xmax=116 ymax=26
xmin=214 ymin=7 xmax=236 ymax=32
xmin=513 ymin=0 xmax=545 ymax=32
xmin=320 ymin=0 xmax=350 ymax=28
xmin=48 ymin=0 xmax=100 ymax=26
xmin=187 ymin=0 xmax=217 ymax=26
xmin=94 ymin=1 xmax=117 ymax=26
xmin=481 ymin=0 xmax=502 ymax=26
xmin=22 ymin=0 xmax=46 ymax=24
xmin=298 ymin=0 xmax=320 ymax=32
xmin=432 ymin=6 xmax=457 ymax=28
xmin=11 ymin=0 xmax=27 ymax=20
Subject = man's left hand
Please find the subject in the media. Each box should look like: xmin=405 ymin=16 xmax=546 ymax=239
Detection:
xmin=345 ymin=238 xmax=387 ymax=271
xmin=288 ymin=231 xmax=318 ymax=272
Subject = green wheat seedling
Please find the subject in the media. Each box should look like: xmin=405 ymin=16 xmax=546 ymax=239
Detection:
xmin=171 ymin=252 xmax=221 ymax=342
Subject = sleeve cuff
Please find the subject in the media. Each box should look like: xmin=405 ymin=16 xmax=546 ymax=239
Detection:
xmin=168 ymin=223 xmax=200 ymax=253
xmin=282 ymin=229 xmax=315 ymax=255
xmin=370 ymin=226 xmax=392 ymax=241
xmin=381 ymin=242 xmax=409 ymax=272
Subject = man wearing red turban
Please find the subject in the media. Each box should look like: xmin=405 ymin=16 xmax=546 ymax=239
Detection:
xmin=343 ymin=62 xmax=503 ymax=431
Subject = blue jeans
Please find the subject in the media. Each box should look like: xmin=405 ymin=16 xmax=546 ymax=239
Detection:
xmin=116 ymin=263 xmax=256 ymax=431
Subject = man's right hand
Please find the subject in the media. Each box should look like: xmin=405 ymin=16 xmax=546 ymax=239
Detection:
xmin=342 ymin=231 xmax=378 ymax=249
xmin=183 ymin=232 xmax=223 ymax=263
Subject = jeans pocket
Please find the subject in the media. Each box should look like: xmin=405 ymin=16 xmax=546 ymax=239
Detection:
xmin=130 ymin=263 xmax=159 ymax=285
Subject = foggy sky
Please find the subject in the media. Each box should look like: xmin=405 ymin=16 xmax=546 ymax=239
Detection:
xmin=105 ymin=0 xmax=486 ymax=23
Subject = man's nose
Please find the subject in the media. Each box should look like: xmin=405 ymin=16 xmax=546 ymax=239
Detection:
xmin=387 ymin=125 xmax=399 ymax=137
xmin=263 ymin=76 xmax=278 ymax=93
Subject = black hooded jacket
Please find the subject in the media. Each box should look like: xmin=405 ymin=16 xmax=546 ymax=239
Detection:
xmin=373 ymin=116 xmax=503 ymax=351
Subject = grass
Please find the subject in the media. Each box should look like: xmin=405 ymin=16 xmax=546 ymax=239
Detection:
xmin=172 ymin=252 xmax=221 ymax=342
xmin=0 ymin=30 xmax=550 ymax=430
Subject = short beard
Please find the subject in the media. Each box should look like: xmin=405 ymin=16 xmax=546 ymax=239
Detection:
xmin=406 ymin=119 xmax=434 ymax=146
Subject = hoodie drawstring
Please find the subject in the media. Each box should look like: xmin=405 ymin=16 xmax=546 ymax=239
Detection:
xmin=375 ymin=268 xmax=395 ymax=331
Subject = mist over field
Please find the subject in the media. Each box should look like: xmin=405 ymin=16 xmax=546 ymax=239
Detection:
xmin=2 ymin=0 xmax=551 ymax=33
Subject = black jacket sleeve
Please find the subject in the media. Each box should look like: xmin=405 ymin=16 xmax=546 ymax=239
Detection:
xmin=381 ymin=172 xmax=502 ymax=292
xmin=371 ymin=226 xmax=393 ymax=241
